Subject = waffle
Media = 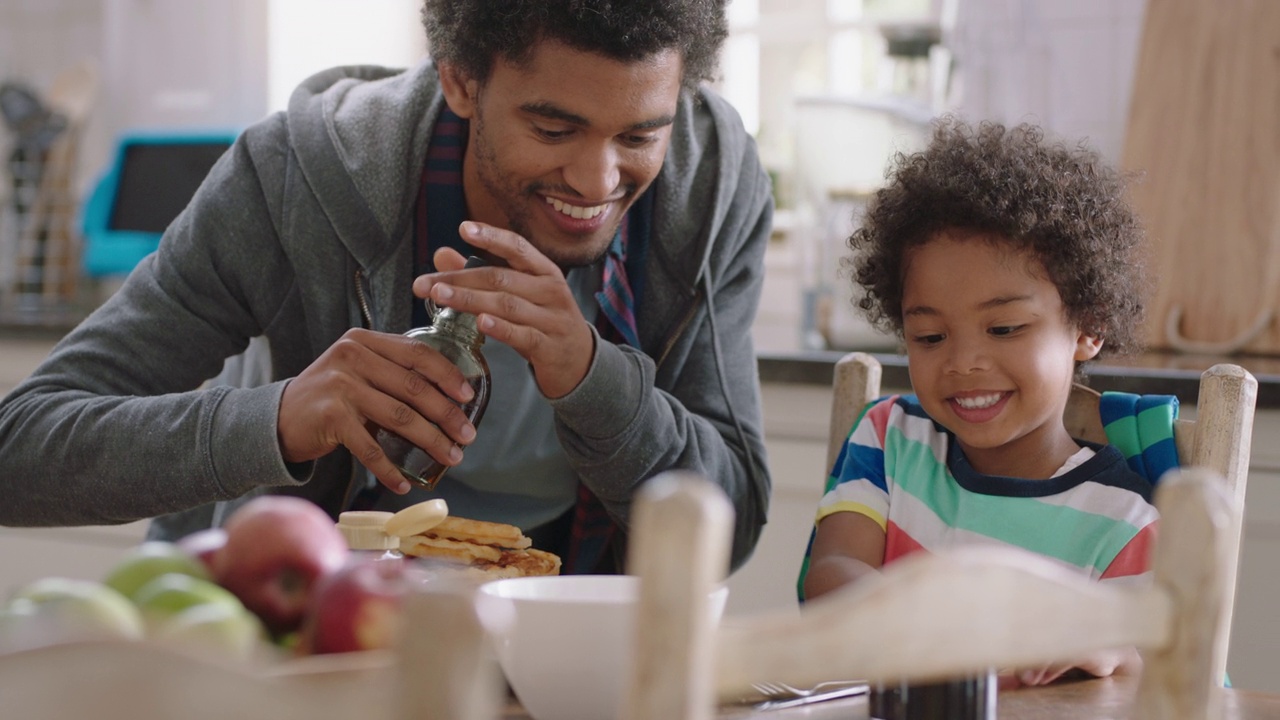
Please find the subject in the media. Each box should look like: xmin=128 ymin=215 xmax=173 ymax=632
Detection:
xmin=425 ymin=516 xmax=532 ymax=550
xmin=400 ymin=518 xmax=560 ymax=577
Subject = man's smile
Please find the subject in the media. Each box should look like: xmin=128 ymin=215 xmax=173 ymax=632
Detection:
xmin=544 ymin=196 xmax=609 ymax=220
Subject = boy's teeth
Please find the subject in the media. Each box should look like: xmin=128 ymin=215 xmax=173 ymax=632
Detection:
xmin=954 ymin=393 xmax=1002 ymax=410
xmin=547 ymin=197 xmax=606 ymax=220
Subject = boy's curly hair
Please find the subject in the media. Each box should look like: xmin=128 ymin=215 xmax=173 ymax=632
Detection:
xmin=849 ymin=116 xmax=1148 ymax=357
xmin=421 ymin=0 xmax=727 ymax=92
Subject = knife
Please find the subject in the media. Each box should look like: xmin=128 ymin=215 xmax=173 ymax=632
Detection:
xmin=752 ymin=682 xmax=870 ymax=711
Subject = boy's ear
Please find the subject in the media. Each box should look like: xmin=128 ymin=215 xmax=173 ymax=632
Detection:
xmin=438 ymin=62 xmax=480 ymax=119
xmin=1074 ymin=333 xmax=1104 ymax=362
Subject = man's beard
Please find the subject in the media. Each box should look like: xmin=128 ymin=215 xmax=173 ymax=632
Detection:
xmin=472 ymin=112 xmax=631 ymax=270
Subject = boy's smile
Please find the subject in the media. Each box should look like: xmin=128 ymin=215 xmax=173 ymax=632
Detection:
xmin=901 ymin=231 xmax=1103 ymax=478
xmin=440 ymin=40 xmax=682 ymax=269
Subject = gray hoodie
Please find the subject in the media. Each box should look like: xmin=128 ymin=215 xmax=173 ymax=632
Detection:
xmin=0 ymin=62 xmax=773 ymax=569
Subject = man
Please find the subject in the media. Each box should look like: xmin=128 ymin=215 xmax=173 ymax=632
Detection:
xmin=0 ymin=0 xmax=772 ymax=573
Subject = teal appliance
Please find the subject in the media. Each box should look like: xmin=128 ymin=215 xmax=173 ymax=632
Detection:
xmin=82 ymin=131 xmax=236 ymax=277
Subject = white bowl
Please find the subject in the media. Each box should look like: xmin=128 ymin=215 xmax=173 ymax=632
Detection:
xmin=479 ymin=574 xmax=728 ymax=720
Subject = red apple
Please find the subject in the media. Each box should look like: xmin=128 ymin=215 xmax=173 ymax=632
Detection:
xmin=213 ymin=496 xmax=349 ymax=636
xmin=177 ymin=528 xmax=228 ymax=574
xmin=297 ymin=556 xmax=433 ymax=655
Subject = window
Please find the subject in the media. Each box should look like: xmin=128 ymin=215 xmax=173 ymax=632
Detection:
xmin=267 ymin=0 xmax=425 ymax=112
xmin=719 ymin=0 xmax=943 ymax=209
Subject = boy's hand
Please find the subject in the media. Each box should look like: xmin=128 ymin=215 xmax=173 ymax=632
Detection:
xmin=413 ymin=221 xmax=596 ymax=400
xmin=1002 ymin=646 xmax=1142 ymax=688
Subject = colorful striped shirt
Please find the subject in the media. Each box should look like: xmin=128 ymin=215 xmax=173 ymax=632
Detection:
xmin=816 ymin=395 xmax=1159 ymax=583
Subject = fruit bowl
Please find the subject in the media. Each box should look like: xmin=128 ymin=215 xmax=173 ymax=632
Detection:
xmin=0 ymin=636 xmax=393 ymax=717
xmin=0 ymin=578 xmax=502 ymax=720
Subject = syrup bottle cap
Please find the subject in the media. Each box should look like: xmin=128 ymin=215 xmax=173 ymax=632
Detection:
xmin=335 ymin=510 xmax=399 ymax=550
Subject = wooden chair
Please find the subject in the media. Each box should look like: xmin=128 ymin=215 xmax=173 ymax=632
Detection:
xmin=0 ymin=581 xmax=505 ymax=720
xmin=622 ymin=468 xmax=1238 ymax=720
xmin=824 ymin=352 xmax=1257 ymax=683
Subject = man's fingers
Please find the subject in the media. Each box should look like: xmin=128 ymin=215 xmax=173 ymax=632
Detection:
xmin=279 ymin=327 xmax=482 ymax=476
xmin=415 ymin=264 xmax=561 ymax=311
xmin=346 ymin=391 xmax=468 ymax=491
xmin=352 ymin=328 xmax=475 ymax=405
xmin=333 ymin=331 xmax=478 ymax=449
xmin=366 ymin=379 xmax=476 ymax=447
xmin=342 ymin=350 xmax=477 ymax=451
xmin=427 ymin=281 xmax=556 ymax=329
xmin=405 ymin=223 xmax=593 ymax=398
xmin=431 ymin=246 xmax=468 ymax=272
xmin=459 ymin=221 xmax=560 ymax=275
xmin=343 ymin=420 xmax=461 ymax=496
xmin=344 ymin=423 xmax=413 ymax=494
xmin=364 ymin=363 xmax=473 ymax=439
xmin=473 ymin=312 xmax=542 ymax=354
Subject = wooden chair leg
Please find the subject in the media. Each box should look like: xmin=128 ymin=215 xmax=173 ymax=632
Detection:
xmin=622 ymin=471 xmax=734 ymax=720
xmin=1135 ymin=468 xmax=1232 ymax=720
xmin=396 ymin=581 xmax=506 ymax=720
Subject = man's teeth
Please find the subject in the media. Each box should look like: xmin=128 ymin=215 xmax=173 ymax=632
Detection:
xmin=546 ymin=197 xmax=606 ymax=220
xmin=954 ymin=393 xmax=1003 ymax=410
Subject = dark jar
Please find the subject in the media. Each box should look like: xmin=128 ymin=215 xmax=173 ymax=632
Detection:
xmin=869 ymin=671 xmax=996 ymax=720
xmin=375 ymin=257 xmax=491 ymax=490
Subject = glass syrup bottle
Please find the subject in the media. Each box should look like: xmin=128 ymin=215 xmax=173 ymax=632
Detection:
xmin=376 ymin=256 xmax=491 ymax=490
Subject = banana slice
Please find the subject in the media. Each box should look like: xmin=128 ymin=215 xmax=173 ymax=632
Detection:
xmin=384 ymin=498 xmax=450 ymax=538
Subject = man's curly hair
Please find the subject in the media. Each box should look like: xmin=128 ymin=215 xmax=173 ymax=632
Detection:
xmin=849 ymin=116 xmax=1148 ymax=357
xmin=421 ymin=0 xmax=727 ymax=92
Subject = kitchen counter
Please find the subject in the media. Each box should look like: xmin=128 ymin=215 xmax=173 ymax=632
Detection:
xmin=758 ymin=349 xmax=1280 ymax=408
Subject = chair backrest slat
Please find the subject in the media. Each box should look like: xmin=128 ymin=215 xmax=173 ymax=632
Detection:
xmin=1064 ymin=383 xmax=1106 ymax=444
xmin=625 ymin=468 xmax=1237 ymax=720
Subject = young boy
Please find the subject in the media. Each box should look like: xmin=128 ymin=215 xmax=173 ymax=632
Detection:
xmin=802 ymin=117 xmax=1153 ymax=686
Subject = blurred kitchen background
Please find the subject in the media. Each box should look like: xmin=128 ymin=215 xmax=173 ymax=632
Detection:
xmin=0 ymin=0 xmax=1149 ymax=351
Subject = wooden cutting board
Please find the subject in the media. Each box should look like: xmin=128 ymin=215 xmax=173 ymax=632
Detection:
xmin=1121 ymin=0 xmax=1280 ymax=355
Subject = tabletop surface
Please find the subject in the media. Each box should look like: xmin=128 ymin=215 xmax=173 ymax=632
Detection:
xmin=501 ymin=675 xmax=1280 ymax=719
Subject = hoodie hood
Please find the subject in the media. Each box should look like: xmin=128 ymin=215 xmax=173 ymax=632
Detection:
xmin=286 ymin=62 xmax=446 ymax=275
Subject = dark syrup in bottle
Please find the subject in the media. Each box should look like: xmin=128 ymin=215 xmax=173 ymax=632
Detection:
xmin=375 ymin=256 xmax=491 ymax=490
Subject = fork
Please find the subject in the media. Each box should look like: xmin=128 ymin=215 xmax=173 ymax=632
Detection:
xmin=751 ymin=679 xmax=865 ymax=699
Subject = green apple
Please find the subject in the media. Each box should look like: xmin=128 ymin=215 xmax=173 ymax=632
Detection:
xmin=2 ymin=577 xmax=144 ymax=652
xmin=104 ymin=541 xmax=211 ymax=601
xmin=132 ymin=573 xmax=245 ymax=631
xmin=154 ymin=601 xmax=267 ymax=662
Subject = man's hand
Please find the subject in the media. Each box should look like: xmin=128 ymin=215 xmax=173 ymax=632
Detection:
xmin=413 ymin=221 xmax=597 ymax=399
xmin=277 ymin=328 xmax=479 ymax=493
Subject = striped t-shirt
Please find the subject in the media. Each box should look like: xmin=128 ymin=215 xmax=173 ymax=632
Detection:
xmin=816 ymin=395 xmax=1159 ymax=582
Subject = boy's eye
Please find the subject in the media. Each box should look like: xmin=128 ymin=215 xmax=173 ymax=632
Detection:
xmin=989 ymin=325 xmax=1024 ymax=337
xmin=913 ymin=333 xmax=945 ymax=346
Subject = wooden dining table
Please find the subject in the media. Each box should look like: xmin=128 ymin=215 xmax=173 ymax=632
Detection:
xmin=500 ymin=675 xmax=1280 ymax=719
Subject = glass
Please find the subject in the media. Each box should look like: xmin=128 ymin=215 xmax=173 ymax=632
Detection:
xmin=869 ymin=670 xmax=996 ymax=720
xmin=375 ymin=256 xmax=491 ymax=490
